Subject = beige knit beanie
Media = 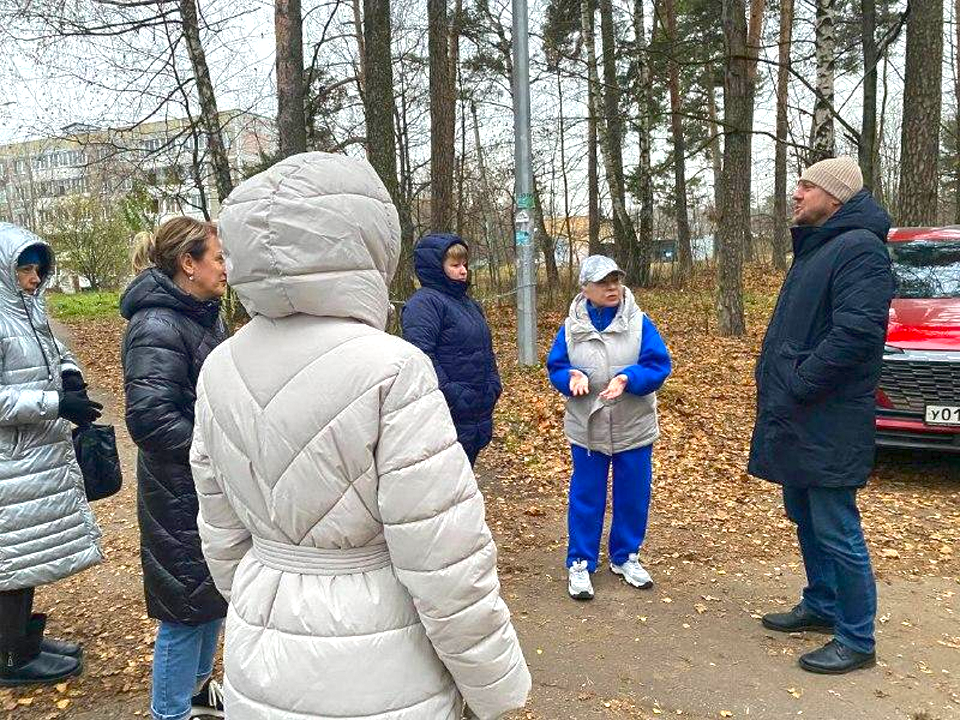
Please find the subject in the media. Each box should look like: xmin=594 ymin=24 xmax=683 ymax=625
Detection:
xmin=799 ymin=156 xmax=864 ymax=203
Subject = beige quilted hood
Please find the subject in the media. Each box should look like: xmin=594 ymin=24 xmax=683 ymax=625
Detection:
xmin=218 ymin=151 xmax=401 ymax=328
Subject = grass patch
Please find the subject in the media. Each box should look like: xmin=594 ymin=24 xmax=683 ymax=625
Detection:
xmin=47 ymin=291 xmax=121 ymax=321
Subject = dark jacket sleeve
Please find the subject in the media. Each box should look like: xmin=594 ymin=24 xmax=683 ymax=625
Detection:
xmin=791 ymin=236 xmax=894 ymax=402
xmin=621 ymin=315 xmax=672 ymax=396
xmin=124 ymin=314 xmax=194 ymax=459
xmin=401 ymin=291 xmax=451 ymax=389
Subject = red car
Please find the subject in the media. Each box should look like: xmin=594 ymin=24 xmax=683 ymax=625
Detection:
xmin=876 ymin=226 xmax=960 ymax=451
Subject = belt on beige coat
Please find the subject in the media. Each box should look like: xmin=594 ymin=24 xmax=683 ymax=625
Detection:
xmin=251 ymin=536 xmax=391 ymax=575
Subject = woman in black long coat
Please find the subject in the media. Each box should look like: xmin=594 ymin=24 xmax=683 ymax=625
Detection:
xmin=121 ymin=217 xmax=228 ymax=720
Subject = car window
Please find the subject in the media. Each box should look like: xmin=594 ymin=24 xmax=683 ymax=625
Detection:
xmin=889 ymin=240 xmax=960 ymax=299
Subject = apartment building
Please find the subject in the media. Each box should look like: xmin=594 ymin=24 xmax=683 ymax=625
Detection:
xmin=0 ymin=110 xmax=275 ymax=232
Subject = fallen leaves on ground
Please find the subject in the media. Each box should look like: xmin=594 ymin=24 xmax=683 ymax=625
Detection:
xmin=14 ymin=265 xmax=957 ymax=720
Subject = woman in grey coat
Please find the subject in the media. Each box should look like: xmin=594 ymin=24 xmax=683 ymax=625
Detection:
xmin=0 ymin=223 xmax=104 ymax=686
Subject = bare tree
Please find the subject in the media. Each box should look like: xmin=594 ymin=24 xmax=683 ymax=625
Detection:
xmin=180 ymin=0 xmax=233 ymax=201
xmin=428 ymin=0 xmax=457 ymax=232
xmin=596 ymin=0 xmax=639 ymax=270
xmin=633 ymin=0 xmax=655 ymax=285
xmin=860 ymin=0 xmax=878 ymax=191
xmin=582 ymin=0 xmax=602 ymax=254
xmin=773 ymin=0 xmax=794 ymax=271
xmin=276 ymin=0 xmax=307 ymax=158
xmin=361 ymin=0 xmax=416 ymax=297
xmin=716 ymin=0 xmax=765 ymax=336
xmin=899 ymin=0 xmax=944 ymax=224
xmin=663 ymin=0 xmax=692 ymax=277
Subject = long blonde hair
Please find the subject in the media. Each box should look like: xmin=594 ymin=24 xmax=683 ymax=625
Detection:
xmin=132 ymin=217 xmax=217 ymax=278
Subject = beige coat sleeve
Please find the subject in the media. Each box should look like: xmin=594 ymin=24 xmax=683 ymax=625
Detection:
xmin=191 ymin=378 xmax=253 ymax=602
xmin=376 ymin=352 xmax=531 ymax=720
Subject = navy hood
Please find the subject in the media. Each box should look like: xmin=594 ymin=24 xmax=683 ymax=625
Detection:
xmin=792 ymin=189 xmax=891 ymax=258
xmin=414 ymin=233 xmax=469 ymax=298
xmin=120 ymin=267 xmax=221 ymax=328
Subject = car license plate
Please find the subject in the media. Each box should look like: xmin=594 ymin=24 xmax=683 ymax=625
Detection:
xmin=925 ymin=405 xmax=960 ymax=425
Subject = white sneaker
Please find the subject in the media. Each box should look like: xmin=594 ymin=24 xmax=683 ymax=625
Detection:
xmin=190 ymin=678 xmax=225 ymax=718
xmin=610 ymin=553 xmax=653 ymax=589
xmin=568 ymin=560 xmax=594 ymax=600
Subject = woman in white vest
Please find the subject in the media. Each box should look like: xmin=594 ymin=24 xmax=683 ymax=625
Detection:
xmin=547 ymin=255 xmax=672 ymax=601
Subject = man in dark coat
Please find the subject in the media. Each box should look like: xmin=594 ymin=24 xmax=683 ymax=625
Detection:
xmin=401 ymin=233 xmax=502 ymax=465
xmin=749 ymin=156 xmax=895 ymax=675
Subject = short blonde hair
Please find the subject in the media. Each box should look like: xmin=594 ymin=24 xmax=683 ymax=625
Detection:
xmin=444 ymin=243 xmax=468 ymax=263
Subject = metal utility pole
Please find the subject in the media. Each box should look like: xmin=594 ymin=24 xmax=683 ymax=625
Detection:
xmin=512 ymin=0 xmax=538 ymax=366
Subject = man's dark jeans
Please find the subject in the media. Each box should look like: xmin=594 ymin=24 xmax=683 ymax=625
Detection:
xmin=782 ymin=486 xmax=876 ymax=654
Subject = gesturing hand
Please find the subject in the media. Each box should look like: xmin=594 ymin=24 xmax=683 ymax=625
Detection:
xmin=599 ymin=374 xmax=628 ymax=401
xmin=569 ymin=369 xmax=590 ymax=396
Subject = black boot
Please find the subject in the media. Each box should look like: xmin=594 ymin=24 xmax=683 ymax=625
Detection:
xmin=32 ymin=615 xmax=83 ymax=659
xmin=799 ymin=639 xmax=876 ymax=674
xmin=0 ymin=615 xmax=82 ymax=687
xmin=761 ymin=603 xmax=834 ymax=633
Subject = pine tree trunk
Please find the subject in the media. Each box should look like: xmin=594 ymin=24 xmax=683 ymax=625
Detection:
xmin=597 ymin=0 xmax=639 ymax=271
xmin=809 ymin=0 xmax=836 ymax=161
xmin=180 ymin=0 xmax=233 ymax=202
xmin=363 ymin=0 xmax=416 ymax=299
xmin=860 ymin=0 xmax=878 ymax=191
xmin=633 ymin=0 xmax=654 ymax=285
xmin=717 ymin=0 xmax=764 ymax=336
xmin=428 ymin=0 xmax=456 ymax=232
xmin=664 ymin=0 xmax=693 ymax=277
xmin=773 ymin=0 xmax=793 ymax=271
xmin=899 ymin=0 xmax=944 ymax=224
xmin=275 ymin=0 xmax=307 ymax=158
xmin=583 ymin=0 xmax=601 ymax=254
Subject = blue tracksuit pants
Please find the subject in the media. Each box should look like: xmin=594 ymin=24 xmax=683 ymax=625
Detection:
xmin=567 ymin=443 xmax=653 ymax=571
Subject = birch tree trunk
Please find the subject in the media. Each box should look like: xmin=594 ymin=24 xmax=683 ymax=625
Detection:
xmin=809 ymin=0 xmax=836 ymax=161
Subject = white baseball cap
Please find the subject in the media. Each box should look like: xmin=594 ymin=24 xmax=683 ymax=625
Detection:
xmin=579 ymin=255 xmax=625 ymax=285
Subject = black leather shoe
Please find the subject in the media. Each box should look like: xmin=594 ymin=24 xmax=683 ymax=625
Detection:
xmin=799 ymin=639 xmax=876 ymax=674
xmin=41 ymin=637 xmax=82 ymax=659
xmin=32 ymin=615 xmax=82 ymax=659
xmin=761 ymin=604 xmax=834 ymax=633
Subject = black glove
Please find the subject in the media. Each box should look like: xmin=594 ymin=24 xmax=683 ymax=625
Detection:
xmin=61 ymin=370 xmax=86 ymax=393
xmin=58 ymin=391 xmax=103 ymax=426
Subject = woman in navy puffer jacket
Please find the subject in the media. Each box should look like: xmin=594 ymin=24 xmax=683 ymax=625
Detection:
xmin=402 ymin=233 xmax=501 ymax=465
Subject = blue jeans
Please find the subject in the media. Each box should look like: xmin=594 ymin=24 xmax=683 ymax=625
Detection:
xmin=567 ymin=444 xmax=653 ymax=571
xmin=150 ymin=619 xmax=223 ymax=720
xmin=782 ymin=486 xmax=877 ymax=654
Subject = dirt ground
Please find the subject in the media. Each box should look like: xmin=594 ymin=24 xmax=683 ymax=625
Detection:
xmin=4 ymin=283 xmax=959 ymax=720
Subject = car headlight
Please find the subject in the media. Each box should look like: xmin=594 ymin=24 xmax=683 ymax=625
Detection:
xmin=883 ymin=344 xmax=904 ymax=355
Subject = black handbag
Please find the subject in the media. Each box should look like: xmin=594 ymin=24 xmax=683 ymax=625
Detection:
xmin=72 ymin=423 xmax=123 ymax=502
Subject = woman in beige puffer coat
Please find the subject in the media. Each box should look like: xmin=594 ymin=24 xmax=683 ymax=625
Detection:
xmin=190 ymin=152 xmax=531 ymax=719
